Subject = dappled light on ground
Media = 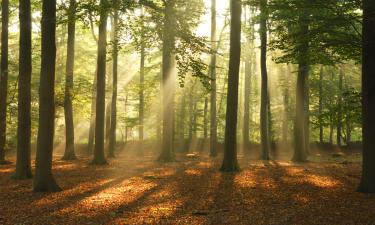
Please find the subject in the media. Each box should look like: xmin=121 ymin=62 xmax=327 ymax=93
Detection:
xmin=0 ymin=152 xmax=375 ymax=225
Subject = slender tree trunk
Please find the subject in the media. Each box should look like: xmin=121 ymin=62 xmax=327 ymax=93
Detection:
xmin=158 ymin=1 xmax=176 ymax=162
xmin=220 ymin=0 xmax=241 ymax=172
xmin=319 ymin=66 xmax=324 ymax=144
xmin=87 ymin=20 xmax=98 ymax=155
xmin=188 ymin=88 xmax=194 ymax=149
xmin=259 ymin=0 xmax=270 ymax=160
xmin=179 ymin=94 xmax=186 ymax=151
xmin=282 ymin=85 xmax=289 ymax=143
xmin=14 ymin=0 xmax=33 ymax=178
xmin=282 ymin=65 xmax=290 ymax=144
xmin=33 ymin=0 xmax=61 ymax=192
xmin=209 ymin=0 xmax=218 ymax=157
xmin=62 ymin=0 xmax=77 ymax=161
xmin=204 ymin=97 xmax=208 ymax=140
xmin=108 ymin=2 xmax=118 ymax=158
xmin=337 ymin=65 xmax=344 ymax=147
xmin=139 ymin=19 xmax=145 ymax=153
xmin=358 ymin=0 xmax=375 ymax=193
xmin=304 ymin=74 xmax=310 ymax=154
xmin=329 ymin=70 xmax=334 ymax=144
xmin=92 ymin=0 xmax=108 ymax=165
xmin=0 ymin=0 xmax=9 ymax=164
xmin=88 ymin=75 xmax=96 ymax=154
xmin=243 ymin=45 xmax=251 ymax=152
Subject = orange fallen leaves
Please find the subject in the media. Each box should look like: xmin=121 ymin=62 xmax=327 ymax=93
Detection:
xmin=0 ymin=152 xmax=374 ymax=225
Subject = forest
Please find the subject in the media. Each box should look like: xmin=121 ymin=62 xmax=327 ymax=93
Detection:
xmin=0 ymin=0 xmax=374 ymax=224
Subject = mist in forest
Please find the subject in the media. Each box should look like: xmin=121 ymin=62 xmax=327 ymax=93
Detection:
xmin=0 ymin=0 xmax=374 ymax=224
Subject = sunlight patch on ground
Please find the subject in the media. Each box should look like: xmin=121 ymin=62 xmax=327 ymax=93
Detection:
xmin=184 ymin=168 xmax=203 ymax=176
xmin=304 ymin=174 xmax=341 ymax=188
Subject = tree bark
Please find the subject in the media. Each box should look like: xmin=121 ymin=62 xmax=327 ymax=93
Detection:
xmin=304 ymin=73 xmax=310 ymax=154
xmin=158 ymin=0 xmax=176 ymax=162
xmin=243 ymin=36 xmax=251 ymax=152
xmin=108 ymin=2 xmax=118 ymax=158
xmin=337 ymin=65 xmax=344 ymax=147
xmin=139 ymin=13 xmax=145 ymax=153
xmin=92 ymin=0 xmax=108 ymax=165
xmin=220 ymin=0 xmax=241 ymax=172
xmin=33 ymin=0 xmax=61 ymax=192
xmin=0 ymin=0 xmax=9 ymax=164
xmin=358 ymin=0 xmax=375 ymax=193
xmin=292 ymin=10 xmax=309 ymax=162
xmin=209 ymin=0 xmax=218 ymax=157
xmin=14 ymin=0 xmax=33 ymax=178
xmin=62 ymin=0 xmax=77 ymax=161
xmin=319 ymin=66 xmax=324 ymax=144
xmin=204 ymin=97 xmax=208 ymax=140
xmin=259 ymin=0 xmax=270 ymax=160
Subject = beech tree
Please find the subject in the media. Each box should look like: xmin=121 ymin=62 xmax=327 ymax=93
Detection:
xmin=62 ymin=0 xmax=77 ymax=161
xmin=0 ymin=0 xmax=9 ymax=164
xmin=358 ymin=0 xmax=375 ymax=193
xmin=33 ymin=0 xmax=61 ymax=192
xmin=14 ymin=0 xmax=33 ymax=179
xmin=92 ymin=0 xmax=109 ymax=165
xmin=221 ymin=0 xmax=242 ymax=172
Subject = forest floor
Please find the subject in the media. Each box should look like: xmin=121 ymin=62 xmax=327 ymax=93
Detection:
xmin=1 ymin=148 xmax=375 ymax=225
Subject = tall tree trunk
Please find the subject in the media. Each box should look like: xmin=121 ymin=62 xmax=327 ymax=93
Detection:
xmin=158 ymin=1 xmax=176 ymax=162
xmin=319 ymin=66 xmax=324 ymax=144
xmin=0 ymin=0 xmax=9 ymax=164
xmin=304 ymin=74 xmax=310 ymax=154
xmin=282 ymin=85 xmax=289 ymax=143
xmin=33 ymin=0 xmax=61 ymax=192
xmin=139 ymin=16 xmax=145 ymax=153
xmin=209 ymin=0 xmax=218 ymax=157
xmin=292 ymin=10 xmax=309 ymax=162
xmin=329 ymin=70 xmax=334 ymax=144
xmin=105 ymin=58 xmax=112 ymax=149
xmin=337 ymin=65 xmax=344 ymax=147
xmin=282 ymin=64 xmax=291 ymax=144
xmin=88 ymin=75 xmax=96 ymax=154
xmin=259 ymin=0 xmax=270 ymax=160
xmin=87 ymin=19 xmax=98 ymax=155
xmin=358 ymin=0 xmax=375 ymax=193
xmin=179 ymin=93 xmax=186 ymax=151
xmin=108 ymin=2 xmax=118 ymax=158
xmin=220 ymin=0 xmax=241 ymax=172
xmin=14 ymin=0 xmax=33 ymax=178
xmin=204 ymin=97 xmax=208 ymax=140
xmin=92 ymin=0 xmax=108 ymax=165
xmin=188 ymin=87 xmax=194 ymax=150
xmin=62 ymin=0 xmax=77 ymax=161
xmin=243 ymin=40 xmax=251 ymax=152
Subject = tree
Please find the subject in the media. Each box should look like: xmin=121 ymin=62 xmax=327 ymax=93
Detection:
xmin=108 ymin=0 xmax=119 ymax=158
xmin=14 ymin=0 xmax=33 ymax=178
xmin=62 ymin=0 xmax=77 ymax=161
xmin=259 ymin=0 xmax=270 ymax=160
xmin=33 ymin=0 xmax=61 ymax=192
xmin=0 ymin=0 xmax=9 ymax=164
xmin=242 ymin=13 xmax=252 ymax=151
xmin=220 ymin=0 xmax=241 ymax=172
xmin=209 ymin=0 xmax=217 ymax=157
xmin=336 ymin=65 xmax=344 ymax=147
xmin=158 ymin=0 xmax=176 ymax=162
xmin=92 ymin=0 xmax=108 ymax=165
xmin=358 ymin=0 xmax=375 ymax=193
xmin=318 ymin=66 xmax=323 ymax=144
xmin=139 ymin=6 xmax=145 ymax=154
xmin=292 ymin=7 xmax=310 ymax=162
